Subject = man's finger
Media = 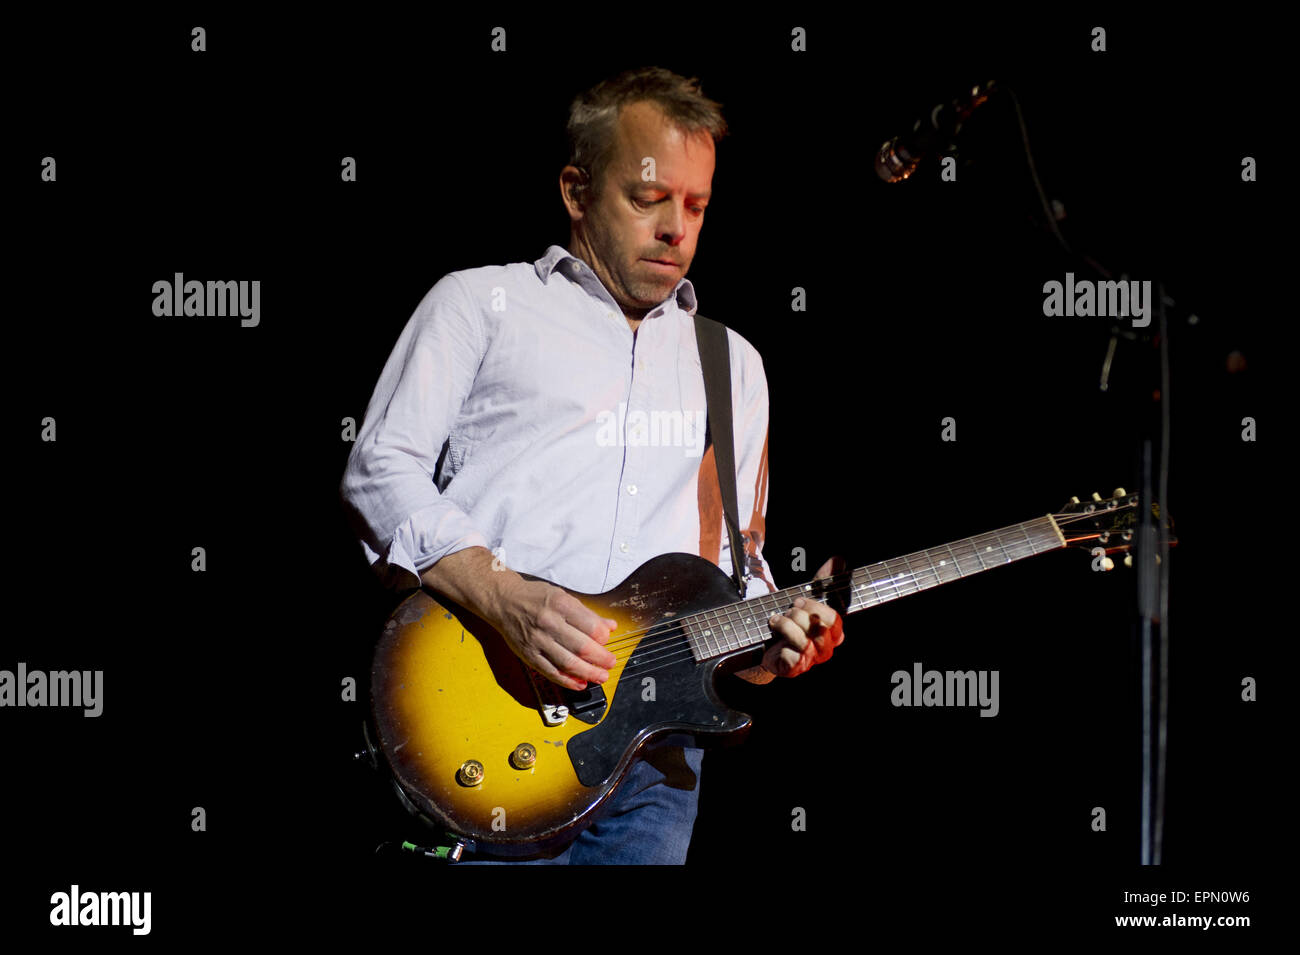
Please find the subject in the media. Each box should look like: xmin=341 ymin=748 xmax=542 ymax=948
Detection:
xmin=554 ymin=619 xmax=618 ymax=671
xmin=555 ymin=597 xmax=619 ymax=668
xmin=789 ymin=599 xmax=837 ymax=631
xmin=768 ymin=613 xmax=810 ymax=652
xmin=548 ymin=638 xmax=612 ymax=687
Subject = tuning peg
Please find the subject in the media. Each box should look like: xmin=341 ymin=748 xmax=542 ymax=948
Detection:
xmin=1101 ymin=556 xmax=1114 ymax=571
xmin=1113 ymin=487 xmax=1126 ymax=498
xmin=1070 ymin=496 xmax=1080 ymax=504
xmin=1123 ymin=554 xmax=1133 ymax=568
xmin=1092 ymin=492 xmax=1102 ymax=502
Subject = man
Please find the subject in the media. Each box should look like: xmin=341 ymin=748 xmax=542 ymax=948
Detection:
xmin=340 ymin=66 xmax=845 ymax=864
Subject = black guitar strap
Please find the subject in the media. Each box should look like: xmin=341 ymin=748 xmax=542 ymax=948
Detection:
xmin=694 ymin=313 xmax=748 ymax=598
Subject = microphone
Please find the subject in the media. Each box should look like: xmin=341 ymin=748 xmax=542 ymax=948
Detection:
xmin=874 ymin=80 xmax=998 ymax=182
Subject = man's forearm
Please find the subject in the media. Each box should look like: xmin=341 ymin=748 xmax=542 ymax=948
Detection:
xmin=418 ymin=546 xmax=521 ymax=626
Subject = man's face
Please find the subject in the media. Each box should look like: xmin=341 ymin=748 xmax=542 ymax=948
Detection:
xmin=571 ymin=100 xmax=715 ymax=315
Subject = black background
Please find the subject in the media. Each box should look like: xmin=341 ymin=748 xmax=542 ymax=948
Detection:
xmin=10 ymin=9 xmax=1280 ymax=940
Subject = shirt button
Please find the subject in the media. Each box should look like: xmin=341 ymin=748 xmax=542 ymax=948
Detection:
xmin=619 ymin=542 xmax=629 ymax=553
xmin=626 ymin=484 xmax=638 ymax=495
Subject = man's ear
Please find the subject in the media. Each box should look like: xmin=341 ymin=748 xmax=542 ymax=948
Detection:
xmin=560 ymin=166 xmax=591 ymax=219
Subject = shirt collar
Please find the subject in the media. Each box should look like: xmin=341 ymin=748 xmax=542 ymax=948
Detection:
xmin=534 ymin=244 xmax=698 ymax=317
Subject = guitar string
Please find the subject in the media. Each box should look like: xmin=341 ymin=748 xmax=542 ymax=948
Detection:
xmin=601 ymin=506 xmax=1140 ymax=680
xmin=604 ymin=545 xmax=1030 ymax=661
xmin=599 ymin=518 xmax=1099 ymax=667
xmin=610 ymin=527 xmax=1091 ymax=681
xmin=599 ymin=502 xmax=1127 ymax=656
xmin=612 ymin=544 xmax=1038 ymax=680
xmin=596 ymin=507 xmax=1131 ymax=669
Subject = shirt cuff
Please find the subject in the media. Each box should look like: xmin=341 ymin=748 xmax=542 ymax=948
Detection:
xmin=362 ymin=505 xmax=492 ymax=591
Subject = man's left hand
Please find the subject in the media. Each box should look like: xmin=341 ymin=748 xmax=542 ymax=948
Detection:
xmin=762 ymin=556 xmax=846 ymax=678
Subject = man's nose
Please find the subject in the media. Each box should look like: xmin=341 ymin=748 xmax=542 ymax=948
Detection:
xmin=655 ymin=203 xmax=686 ymax=244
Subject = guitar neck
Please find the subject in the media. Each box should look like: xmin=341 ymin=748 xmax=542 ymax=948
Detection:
xmin=684 ymin=514 xmax=1068 ymax=661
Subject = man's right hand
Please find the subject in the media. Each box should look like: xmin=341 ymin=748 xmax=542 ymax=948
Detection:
xmin=418 ymin=546 xmax=617 ymax=691
xmin=488 ymin=576 xmax=619 ymax=691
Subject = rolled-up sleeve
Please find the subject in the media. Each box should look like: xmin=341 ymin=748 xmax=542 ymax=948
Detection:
xmin=340 ymin=275 xmax=491 ymax=591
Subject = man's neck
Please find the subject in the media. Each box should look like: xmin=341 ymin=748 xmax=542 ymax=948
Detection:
xmin=564 ymin=240 xmax=657 ymax=337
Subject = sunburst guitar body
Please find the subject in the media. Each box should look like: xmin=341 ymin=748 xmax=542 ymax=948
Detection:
xmin=368 ymin=552 xmax=759 ymax=856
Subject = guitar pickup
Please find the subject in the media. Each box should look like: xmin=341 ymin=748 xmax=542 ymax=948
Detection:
xmin=529 ymin=670 xmax=607 ymax=725
xmin=564 ymin=682 xmax=608 ymax=724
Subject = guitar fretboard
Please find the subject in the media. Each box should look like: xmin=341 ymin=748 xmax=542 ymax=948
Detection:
xmin=682 ymin=515 xmax=1066 ymax=661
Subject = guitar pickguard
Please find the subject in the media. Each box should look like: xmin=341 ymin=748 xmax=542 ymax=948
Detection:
xmin=566 ymin=619 xmax=750 ymax=787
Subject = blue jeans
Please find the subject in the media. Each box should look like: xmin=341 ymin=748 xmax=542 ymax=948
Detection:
xmin=457 ymin=745 xmax=704 ymax=865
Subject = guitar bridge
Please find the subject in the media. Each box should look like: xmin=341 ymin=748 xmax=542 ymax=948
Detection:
xmin=528 ymin=668 xmax=608 ymax=726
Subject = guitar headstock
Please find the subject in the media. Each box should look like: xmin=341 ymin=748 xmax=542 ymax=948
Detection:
xmin=1053 ymin=488 xmax=1176 ymax=568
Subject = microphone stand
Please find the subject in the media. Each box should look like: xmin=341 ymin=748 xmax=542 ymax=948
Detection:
xmin=1005 ymin=83 xmax=1177 ymax=867
xmin=880 ymin=80 xmax=1179 ymax=865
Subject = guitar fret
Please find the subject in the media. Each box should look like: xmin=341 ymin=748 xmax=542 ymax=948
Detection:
xmin=741 ymin=603 xmax=762 ymax=647
xmin=685 ymin=511 xmax=1099 ymax=661
xmin=719 ymin=604 xmax=742 ymax=652
xmin=932 ymin=546 xmax=959 ymax=584
xmin=943 ymin=542 xmax=965 ymax=577
xmin=860 ymin=565 xmax=887 ymax=608
xmin=881 ymin=558 xmax=904 ymax=601
xmin=921 ymin=548 xmax=944 ymax=588
xmin=901 ymin=553 xmax=924 ymax=595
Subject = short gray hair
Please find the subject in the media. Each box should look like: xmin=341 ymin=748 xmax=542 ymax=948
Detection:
xmin=566 ymin=66 xmax=728 ymax=203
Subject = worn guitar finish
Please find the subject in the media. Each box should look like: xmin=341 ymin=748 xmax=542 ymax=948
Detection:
xmin=367 ymin=491 xmax=1168 ymax=855
xmin=370 ymin=553 xmax=756 ymax=854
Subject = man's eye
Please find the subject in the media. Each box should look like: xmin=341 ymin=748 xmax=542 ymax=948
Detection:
xmin=632 ymin=197 xmax=705 ymax=214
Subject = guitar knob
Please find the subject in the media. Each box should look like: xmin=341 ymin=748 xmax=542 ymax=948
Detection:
xmin=1070 ymin=496 xmax=1080 ymax=505
xmin=511 ymin=743 xmax=538 ymax=770
xmin=456 ymin=760 xmax=485 ymax=787
xmin=1113 ymin=487 xmax=1126 ymax=498
xmin=1092 ymin=492 xmax=1103 ymax=502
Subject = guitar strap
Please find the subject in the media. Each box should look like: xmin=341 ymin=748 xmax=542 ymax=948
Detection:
xmin=693 ymin=313 xmax=749 ymax=598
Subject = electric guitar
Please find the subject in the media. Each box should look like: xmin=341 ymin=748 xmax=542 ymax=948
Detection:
xmin=363 ymin=489 xmax=1169 ymax=856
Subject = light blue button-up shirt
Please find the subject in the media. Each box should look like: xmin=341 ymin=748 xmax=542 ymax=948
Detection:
xmin=340 ymin=244 xmax=775 ymax=600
